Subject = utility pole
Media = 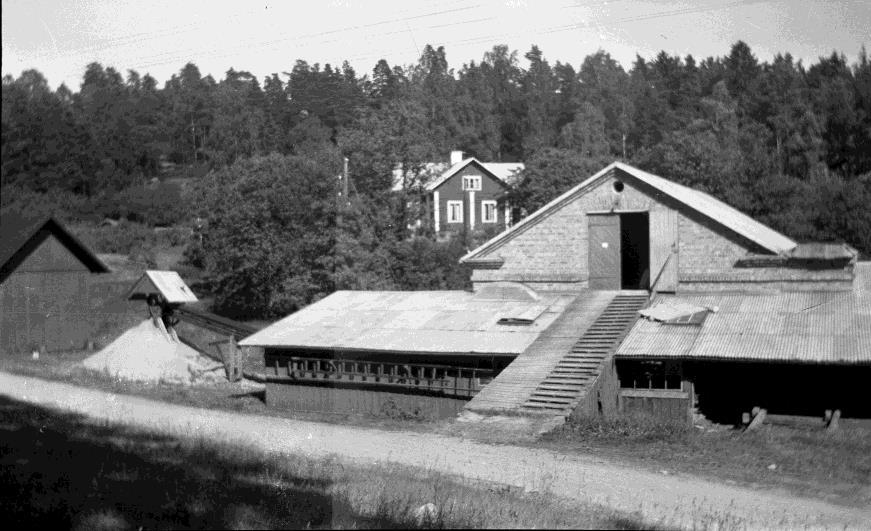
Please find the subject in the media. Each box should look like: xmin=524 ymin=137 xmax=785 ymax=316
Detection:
xmin=191 ymin=116 xmax=197 ymax=163
xmin=342 ymin=157 xmax=350 ymax=207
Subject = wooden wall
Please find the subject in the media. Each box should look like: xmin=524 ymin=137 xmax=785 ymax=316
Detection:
xmin=0 ymin=234 xmax=135 ymax=354
xmin=569 ymin=356 xmax=621 ymax=420
xmin=266 ymin=381 xmax=468 ymax=419
xmin=617 ymin=389 xmax=693 ymax=425
xmin=434 ymin=161 xmax=508 ymax=233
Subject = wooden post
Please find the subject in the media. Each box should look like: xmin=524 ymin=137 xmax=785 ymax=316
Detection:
xmin=226 ymin=335 xmax=241 ymax=382
xmin=746 ymin=407 xmax=767 ymax=431
xmin=827 ymin=409 xmax=841 ymax=431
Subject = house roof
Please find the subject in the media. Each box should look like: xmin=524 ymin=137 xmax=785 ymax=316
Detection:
xmin=239 ymin=288 xmax=576 ymax=356
xmin=0 ymin=211 xmax=108 ymax=281
xmin=462 ymin=162 xmax=797 ymax=263
xmin=424 ymin=158 xmax=524 ymax=191
xmin=616 ymin=291 xmax=871 ymax=364
xmin=127 ymin=270 xmax=199 ymax=304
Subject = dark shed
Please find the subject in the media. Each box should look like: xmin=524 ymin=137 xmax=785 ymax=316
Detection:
xmin=0 ymin=212 xmax=108 ymax=354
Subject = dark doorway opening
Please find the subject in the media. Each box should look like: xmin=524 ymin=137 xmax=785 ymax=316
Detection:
xmin=619 ymin=213 xmax=649 ymax=289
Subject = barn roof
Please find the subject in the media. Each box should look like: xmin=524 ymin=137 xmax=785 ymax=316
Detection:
xmin=462 ymin=162 xmax=797 ymax=263
xmin=0 ymin=211 xmax=108 ymax=281
xmin=616 ymin=288 xmax=871 ymax=364
xmin=239 ymin=288 xmax=575 ymax=356
xmin=424 ymin=158 xmax=523 ymax=191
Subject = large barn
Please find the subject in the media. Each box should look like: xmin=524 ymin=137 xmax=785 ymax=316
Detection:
xmin=0 ymin=213 xmax=109 ymax=354
xmin=242 ymin=162 xmax=870 ymax=424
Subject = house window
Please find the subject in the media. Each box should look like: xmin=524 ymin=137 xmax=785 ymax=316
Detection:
xmin=447 ymin=201 xmax=463 ymax=223
xmin=462 ymin=175 xmax=482 ymax=191
xmin=481 ymin=200 xmax=497 ymax=223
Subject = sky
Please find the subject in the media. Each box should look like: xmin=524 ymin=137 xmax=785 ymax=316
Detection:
xmin=2 ymin=0 xmax=870 ymax=90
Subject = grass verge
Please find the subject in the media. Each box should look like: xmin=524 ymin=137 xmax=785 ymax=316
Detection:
xmin=540 ymin=414 xmax=871 ymax=507
xmin=0 ymin=396 xmax=647 ymax=529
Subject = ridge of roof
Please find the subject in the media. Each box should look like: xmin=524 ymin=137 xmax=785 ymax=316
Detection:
xmin=461 ymin=161 xmax=797 ymax=263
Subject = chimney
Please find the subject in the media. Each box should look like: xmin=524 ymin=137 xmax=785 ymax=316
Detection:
xmin=450 ymin=150 xmax=465 ymax=166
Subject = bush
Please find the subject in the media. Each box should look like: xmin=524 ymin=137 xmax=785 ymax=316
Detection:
xmin=112 ymin=181 xmax=188 ymax=227
xmin=71 ymin=221 xmax=158 ymax=257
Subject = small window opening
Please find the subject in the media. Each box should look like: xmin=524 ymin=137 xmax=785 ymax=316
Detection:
xmin=613 ymin=180 xmax=624 ymax=193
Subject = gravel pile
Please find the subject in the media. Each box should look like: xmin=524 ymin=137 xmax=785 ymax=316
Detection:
xmin=82 ymin=319 xmax=224 ymax=384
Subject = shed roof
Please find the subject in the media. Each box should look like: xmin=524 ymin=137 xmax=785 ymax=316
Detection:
xmin=0 ymin=211 xmax=108 ymax=281
xmin=462 ymin=162 xmax=797 ymax=263
xmin=239 ymin=289 xmax=575 ymax=356
xmin=127 ymin=270 xmax=198 ymax=304
xmin=616 ymin=291 xmax=871 ymax=364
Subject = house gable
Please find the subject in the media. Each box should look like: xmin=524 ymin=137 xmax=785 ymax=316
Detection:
xmin=430 ymin=159 xmax=510 ymax=193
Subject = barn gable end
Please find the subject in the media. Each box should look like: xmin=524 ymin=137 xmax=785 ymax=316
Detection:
xmin=461 ymin=163 xmax=850 ymax=293
xmin=1 ymin=214 xmax=109 ymax=353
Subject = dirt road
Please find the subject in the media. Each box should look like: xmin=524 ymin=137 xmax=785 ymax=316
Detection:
xmin=2 ymin=372 xmax=868 ymax=529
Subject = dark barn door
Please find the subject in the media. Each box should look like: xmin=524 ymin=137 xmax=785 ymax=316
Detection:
xmin=588 ymin=214 xmax=621 ymax=289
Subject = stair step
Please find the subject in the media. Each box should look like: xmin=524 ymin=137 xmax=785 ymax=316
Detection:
xmin=536 ymin=382 xmax=583 ymax=391
xmin=523 ymin=404 xmax=566 ymax=412
xmin=532 ymin=389 xmax=578 ymax=398
xmin=527 ymin=398 xmax=573 ymax=406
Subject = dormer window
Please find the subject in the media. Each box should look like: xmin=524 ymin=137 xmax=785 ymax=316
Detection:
xmin=462 ymin=175 xmax=482 ymax=191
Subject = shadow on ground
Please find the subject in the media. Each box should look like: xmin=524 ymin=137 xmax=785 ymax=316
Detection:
xmin=0 ymin=396 xmax=401 ymax=529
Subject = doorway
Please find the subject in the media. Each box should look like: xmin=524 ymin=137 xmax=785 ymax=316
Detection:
xmin=620 ymin=212 xmax=649 ymax=290
xmin=587 ymin=212 xmax=650 ymax=290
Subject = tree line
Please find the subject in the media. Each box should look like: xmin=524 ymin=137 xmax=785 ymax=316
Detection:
xmin=2 ymin=41 xmax=870 ymax=316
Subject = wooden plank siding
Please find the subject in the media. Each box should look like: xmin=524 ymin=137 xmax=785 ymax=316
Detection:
xmin=265 ymin=382 xmax=468 ymax=419
xmin=0 ymin=234 xmax=110 ymax=354
xmin=649 ymin=208 xmax=679 ymax=292
xmin=434 ymin=161 xmax=508 ymax=233
xmin=588 ymin=214 xmax=621 ymax=290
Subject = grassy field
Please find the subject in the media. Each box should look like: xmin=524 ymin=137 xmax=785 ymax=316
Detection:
xmin=0 ymin=396 xmax=648 ymax=529
xmin=3 ymin=351 xmax=870 ymax=510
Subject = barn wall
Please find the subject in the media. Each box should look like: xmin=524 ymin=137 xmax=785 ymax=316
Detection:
xmin=471 ymin=169 xmax=700 ymax=291
xmin=435 ymin=163 xmax=507 ymax=232
xmin=569 ymin=356 xmax=621 ymax=420
xmin=468 ymin=168 xmax=803 ymax=292
xmin=0 ymin=234 xmax=133 ymax=354
xmin=677 ymin=210 xmax=767 ymax=277
xmin=266 ymin=381 xmax=468 ymax=419
xmin=617 ymin=390 xmax=693 ymax=425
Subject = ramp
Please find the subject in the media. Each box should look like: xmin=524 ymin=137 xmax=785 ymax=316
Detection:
xmin=521 ymin=292 xmax=648 ymax=416
xmin=465 ymin=291 xmax=617 ymax=413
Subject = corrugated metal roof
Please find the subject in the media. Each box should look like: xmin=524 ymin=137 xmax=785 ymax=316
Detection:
xmin=127 ymin=270 xmax=198 ymax=304
xmin=462 ymin=161 xmax=797 ymax=263
xmin=239 ymin=290 xmax=575 ymax=356
xmin=617 ymin=291 xmax=871 ymax=364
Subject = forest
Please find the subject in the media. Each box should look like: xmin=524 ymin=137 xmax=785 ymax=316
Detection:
xmin=2 ymin=41 xmax=870 ymax=317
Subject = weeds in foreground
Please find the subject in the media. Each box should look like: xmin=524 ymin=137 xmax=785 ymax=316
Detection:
xmin=1 ymin=397 xmax=648 ymax=529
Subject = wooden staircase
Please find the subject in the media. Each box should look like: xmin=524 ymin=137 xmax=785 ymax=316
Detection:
xmin=520 ymin=293 xmax=648 ymax=416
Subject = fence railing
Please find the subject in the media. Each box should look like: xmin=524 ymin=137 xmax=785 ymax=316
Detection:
xmin=267 ymin=356 xmax=495 ymax=398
